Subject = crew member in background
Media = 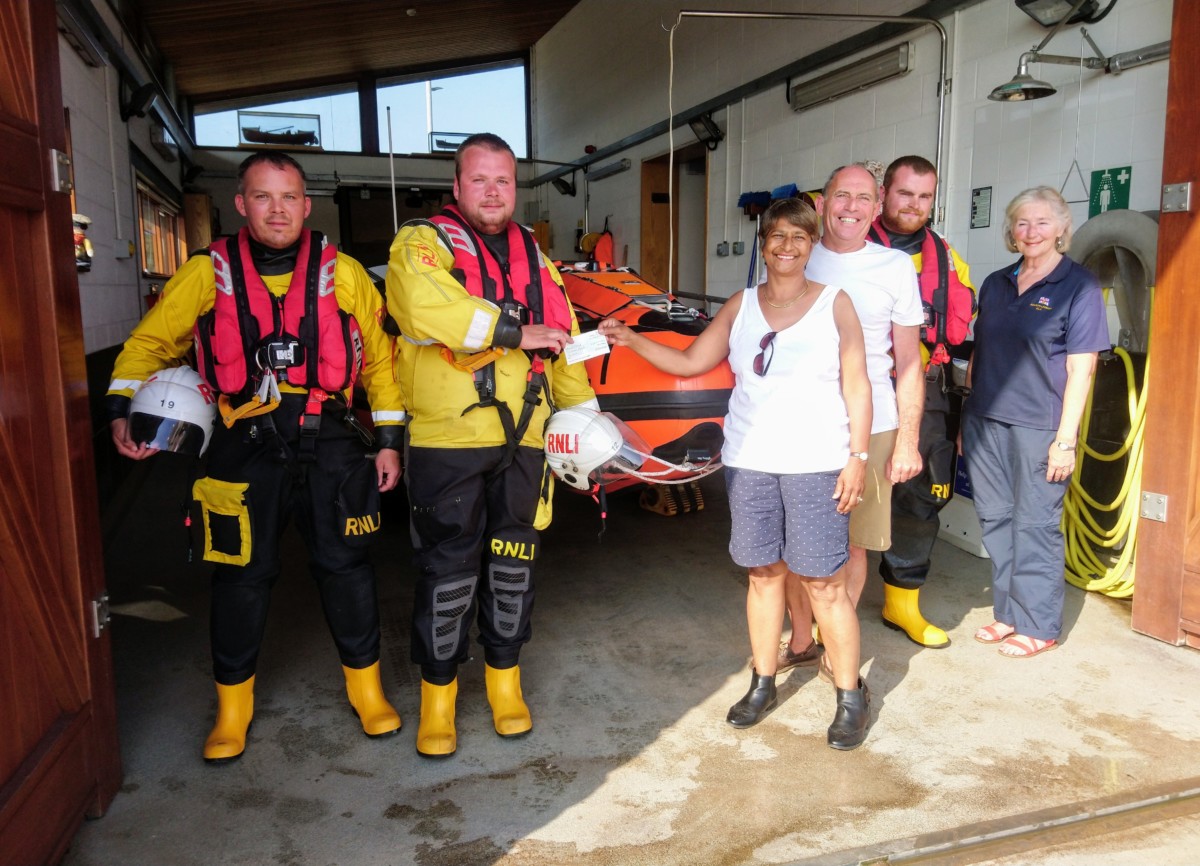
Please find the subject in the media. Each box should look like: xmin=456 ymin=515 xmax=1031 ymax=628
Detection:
xmin=777 ymin=163 xmax=925 ymax=679
xmin=107 ymin=151 xmax=405 ymax=763
xmin=864 ymin=155 xmax=976 ymax=648
xmin=386 ymin=133 xmax=597 ymax=758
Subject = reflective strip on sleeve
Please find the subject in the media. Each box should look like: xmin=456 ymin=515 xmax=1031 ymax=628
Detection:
xmin=108 ymin=378 xmax=144 ymax=394
xmin=372 ymin=410 xmax=409 ymax=424
xmin=464 ymin=309 xmax=493 ymax=351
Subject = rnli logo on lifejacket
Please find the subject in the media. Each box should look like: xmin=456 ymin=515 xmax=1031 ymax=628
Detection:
xmin=439 ymin=222 xmax=478 ymax=256
xmin=344 ymin=511 xmax=381 ymax=537
xmin=212 ymin=250 xmax=233 ymax=296
xmin=318 ymin=258 xmax=337 ymax=297
xmin=545 ymin=432 xmax=580 ymax=455
xmin=490 ymin=538 xmax=536 ymax=560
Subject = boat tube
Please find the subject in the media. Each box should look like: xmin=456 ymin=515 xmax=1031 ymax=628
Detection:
xmin=559 ymin=266 xmax=733 ymax=493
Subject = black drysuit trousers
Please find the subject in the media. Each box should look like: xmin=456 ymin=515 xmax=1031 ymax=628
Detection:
xmin=201 ymin=396 xmax=383 ymax=685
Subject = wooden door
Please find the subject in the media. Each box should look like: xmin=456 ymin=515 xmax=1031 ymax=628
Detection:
xmin=639 ymin=158 xmax=676 ymax=291
xmin=0 ymin=3 xmax=122 ymax=863
xmin=1131 ymin=2 xmax=1200 ymax=647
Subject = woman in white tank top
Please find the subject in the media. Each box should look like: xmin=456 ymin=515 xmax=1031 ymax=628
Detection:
xmin=598 ymin=199 xmax=874 ymax=750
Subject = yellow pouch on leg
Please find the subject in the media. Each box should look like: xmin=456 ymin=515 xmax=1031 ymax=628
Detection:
xmin=533 ymin=462 xmax=555 ymax=531
xmin=192 ymin=477 xmax=252 ymax=565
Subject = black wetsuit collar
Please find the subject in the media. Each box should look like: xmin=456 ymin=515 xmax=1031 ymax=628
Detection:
xmin=247 ymin=234 xmax=301 ymax=276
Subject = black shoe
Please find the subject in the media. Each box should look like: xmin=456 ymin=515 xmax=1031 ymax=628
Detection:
xmin=827 ymin=677 xmax=871 ymax=750
xmin=726 ymin=671 xmax=777 ymax=728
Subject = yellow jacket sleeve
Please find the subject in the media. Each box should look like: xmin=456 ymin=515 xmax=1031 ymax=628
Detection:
xmin=385 ymin=221 xmax=511 ymax=351
xmin=107 ymin=254 xmax=215 ymax=399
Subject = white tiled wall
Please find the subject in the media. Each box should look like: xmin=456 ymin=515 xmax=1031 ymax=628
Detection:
xmin=533 ymin=0 xmax=1174 ymax=301
xmin=59 ymin=47 xmax=142 ymax=354
xmin=59 ymin=0 xmax=189 ymax=355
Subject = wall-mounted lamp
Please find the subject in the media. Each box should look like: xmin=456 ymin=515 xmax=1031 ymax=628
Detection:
xmin=789 ymin=42 xmax=911 ymax=113
xmin=552 ymin=172 xmax=577 ymax=196
xmin=989 ymin=0 xmax=1169 ymax=101
xmin=1016 ymin=0 xmax=1107 ymax=27
xmin=587 ymin=158 xmax=631 ymax=182
xmin=120 ymin=81 xmax=158 ymax=122
xmin=688 ymin=113 xmax=724 ymax=151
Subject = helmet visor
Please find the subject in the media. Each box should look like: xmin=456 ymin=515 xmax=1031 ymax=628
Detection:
xmin=128 ymin=412 xmax=209 ymax=455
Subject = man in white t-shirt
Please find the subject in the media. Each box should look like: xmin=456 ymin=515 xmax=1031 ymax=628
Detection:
xmin=778 ymin=163 xmax=925 ymax=677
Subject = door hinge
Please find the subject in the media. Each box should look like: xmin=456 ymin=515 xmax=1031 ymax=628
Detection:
xmin=1140 ymin=492 xmax=1168 ymax=523
xmin=1161 ymin=182 xmax=1192 ymax=213
xmin=50 ymin=148 xmax=73 ymax=194
xmin=91 ymin=591 xmax=111 ymax=638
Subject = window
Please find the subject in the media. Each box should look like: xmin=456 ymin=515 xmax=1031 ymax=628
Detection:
xmin=194 ymin=87 xmax=361 ymax=152
xmin=376 ymin=64 xmax=527 ymax=157
xmin=137 ymin=182 xmax=185 ymax=277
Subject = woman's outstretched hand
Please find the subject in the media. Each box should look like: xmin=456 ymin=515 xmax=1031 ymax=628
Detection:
xmin=598 ymin=318 xmax=635 ymax=346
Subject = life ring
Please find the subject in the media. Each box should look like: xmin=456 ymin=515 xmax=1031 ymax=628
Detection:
xmin=1070 ymin=209 xmax=1158 ymax=352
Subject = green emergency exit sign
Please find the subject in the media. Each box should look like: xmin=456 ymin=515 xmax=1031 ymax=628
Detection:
xmin=1089 ymin=166 xmax=1131 ymax=217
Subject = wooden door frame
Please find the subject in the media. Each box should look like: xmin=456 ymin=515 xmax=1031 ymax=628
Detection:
xmin=1130 ymin=1 xmax=1200 ymax=647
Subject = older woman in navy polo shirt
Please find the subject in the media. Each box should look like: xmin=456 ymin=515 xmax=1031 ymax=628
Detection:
xmin=963 ymin=186 xmax=1109 ymax=658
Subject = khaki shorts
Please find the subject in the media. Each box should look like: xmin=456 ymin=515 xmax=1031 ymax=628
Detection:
xmin=849 ymin=429 xmax=897 ymax=551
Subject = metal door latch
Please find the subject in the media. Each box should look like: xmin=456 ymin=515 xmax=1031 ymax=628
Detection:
xmin=91 ymin=591 xmax=111 ymax=638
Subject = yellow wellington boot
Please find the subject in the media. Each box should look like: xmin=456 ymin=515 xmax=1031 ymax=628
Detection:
xmin=203 ymin=676 xmax=255 ymax=763
xmin=881 ymin=585 xmax=950 ymax=649
xmin=343 ymin=662 xmax=402 ymax=737
xmin=485 ymin=663 xmax=533 ymax=738
xmin=416 ymin=679 xmax=457 ymax=758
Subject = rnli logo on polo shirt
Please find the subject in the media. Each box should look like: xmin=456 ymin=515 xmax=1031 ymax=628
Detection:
xmin=1030 ymin=295 xmax=1053 ymax=311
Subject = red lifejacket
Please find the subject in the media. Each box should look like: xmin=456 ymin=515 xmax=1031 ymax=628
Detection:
xmin=194 ymin=227 xmax=363 ymax=397
xmin=868 ymin=218 xmax=976 ymax=360
xmin=430 ymin=204 xmax=573 ymax=333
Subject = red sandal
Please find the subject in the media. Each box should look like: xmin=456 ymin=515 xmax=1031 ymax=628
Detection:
xmin=998 ymin=634 xmax=1058 ymax=658
xmin=973 ymin=622 xmax=1015 ymax=644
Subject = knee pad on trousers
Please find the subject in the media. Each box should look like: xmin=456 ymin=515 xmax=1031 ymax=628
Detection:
xmin=487 ymin=560 xmax=531 ymax=640
xmin=431 ymin=574 xmax=477 ymax=662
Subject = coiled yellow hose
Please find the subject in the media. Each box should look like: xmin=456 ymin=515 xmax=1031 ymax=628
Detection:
xmin=1061 ymin=337 xmax=1148 ymax=599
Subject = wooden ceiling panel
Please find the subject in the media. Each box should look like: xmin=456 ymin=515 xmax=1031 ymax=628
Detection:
xmin=135 ymin=0 xmax=581 ymax=102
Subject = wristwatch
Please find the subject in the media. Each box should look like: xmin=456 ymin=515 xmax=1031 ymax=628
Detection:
xmin=1054 ymin=441 xmax=1075 ymax=451
xmin=850 ymin=451 xmax=869 ymax=461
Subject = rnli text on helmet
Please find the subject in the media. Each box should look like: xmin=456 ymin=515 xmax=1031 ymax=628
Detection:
xmin=546 ymin=432 xmax=580 ymax=454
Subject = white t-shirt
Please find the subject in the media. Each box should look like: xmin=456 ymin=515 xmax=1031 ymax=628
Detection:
xmin=722 ymin=284 xmax=849 ymax=474
xmin=807 ymin=241 xmax=922 ymax=433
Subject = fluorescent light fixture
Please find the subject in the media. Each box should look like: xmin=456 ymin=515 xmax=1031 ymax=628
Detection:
xmin=587 ymin=158 xmax=631 ymax=181
xmin=789 ymin=42 xmax=911 ymax=113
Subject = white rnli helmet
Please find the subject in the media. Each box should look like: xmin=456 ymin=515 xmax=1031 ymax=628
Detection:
xmin=544 ymin=406 xmax=647 ymax=490
xmin=128 ymin=365 xmax=218 ymax=456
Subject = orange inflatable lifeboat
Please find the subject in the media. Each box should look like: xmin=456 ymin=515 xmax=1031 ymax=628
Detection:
xmin=559 ymin=267 xmax=733 ymax=493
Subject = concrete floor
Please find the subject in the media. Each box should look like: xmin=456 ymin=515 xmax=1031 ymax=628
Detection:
xmin=63 ymin=455 xmax=1200 ymax=866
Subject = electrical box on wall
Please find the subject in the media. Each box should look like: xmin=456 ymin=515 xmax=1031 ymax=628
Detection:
xmin=733 ymin=241 xmax=745 ymax=255
xmin=716 ymin=241 xmax=729 ymax=256
xmin=115 ymin=239 xmax=134 ymax=259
